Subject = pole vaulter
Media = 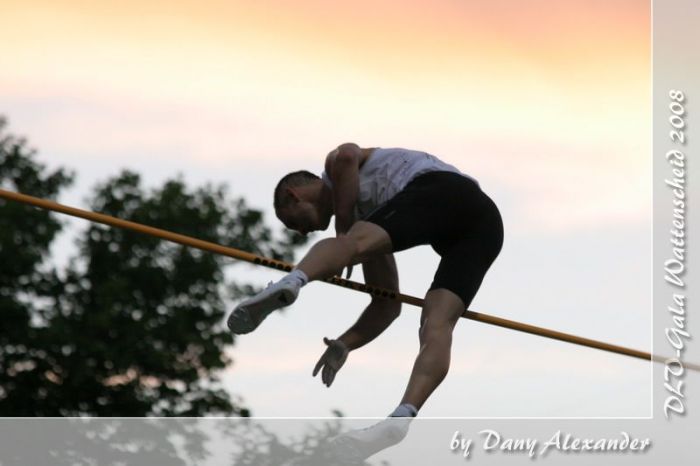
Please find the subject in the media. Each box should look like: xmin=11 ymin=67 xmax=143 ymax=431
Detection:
xmin=1 ymin=188 xmax=697 ymax=372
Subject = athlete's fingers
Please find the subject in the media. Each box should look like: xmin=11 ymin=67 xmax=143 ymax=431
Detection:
xmin=314 ymin=338 xmax=332 ymax=376
xmin=313 ymin=357 xmax=324 ymax=377
xmin=327 ymin=368 xmax=337 ymax=386
xmin=322 ymin=365 xmax=331 ymax=386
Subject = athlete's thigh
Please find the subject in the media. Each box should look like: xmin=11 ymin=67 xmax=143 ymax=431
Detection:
xmin=346 ymin=220 xmax=393 ymax=263
xmin=419 ymin=288 xmax=465 ymax=329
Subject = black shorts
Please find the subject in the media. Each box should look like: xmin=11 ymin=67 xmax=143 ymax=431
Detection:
xmin=364 ymin=171 xmax=503 ymax=308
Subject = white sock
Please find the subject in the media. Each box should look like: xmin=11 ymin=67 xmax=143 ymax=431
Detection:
xmin=389 ymin=403 xmax=418 ymax=418
xmin=285 ymin=269 xmax=309 ymax=287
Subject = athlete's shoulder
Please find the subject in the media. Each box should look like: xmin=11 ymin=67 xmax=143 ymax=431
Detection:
xmin=324 ymin=143 xmax=375 ymax=173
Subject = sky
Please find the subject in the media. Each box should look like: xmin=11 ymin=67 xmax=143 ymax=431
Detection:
xmin=1 ymin=0 xmax=651 ymax=417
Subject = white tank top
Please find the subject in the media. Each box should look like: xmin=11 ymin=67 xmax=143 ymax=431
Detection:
xmin=321 ymin=147 xmax=478 ymax=218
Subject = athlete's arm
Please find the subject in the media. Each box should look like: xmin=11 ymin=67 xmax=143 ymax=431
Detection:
xmin=336 ymin=253 xmax=402 ymax=350
xmin=313 ymin=253 xmax=400 ymax=386
xmin=325 ymin=143 xmax=361 ymax=236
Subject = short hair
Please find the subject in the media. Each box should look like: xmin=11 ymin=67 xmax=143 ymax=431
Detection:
xmin=274 ymin=170 xmax=320 ymax=211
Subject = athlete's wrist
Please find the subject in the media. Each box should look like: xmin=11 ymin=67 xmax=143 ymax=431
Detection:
xmin=336 ymin=335 xmax=356 ymax=352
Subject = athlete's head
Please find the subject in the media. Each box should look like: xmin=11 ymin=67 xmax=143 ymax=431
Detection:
xmin=274 ymin=170 xmax=332 ymax=235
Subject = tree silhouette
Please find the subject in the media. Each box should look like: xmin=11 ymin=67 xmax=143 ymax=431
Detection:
xmin=0 ymin=116 xmax=306 ymax=416
xmin=0 ymin=116 xmax=75 ymax=414
xmin=0 ymin=417 xmax=393 ymax=465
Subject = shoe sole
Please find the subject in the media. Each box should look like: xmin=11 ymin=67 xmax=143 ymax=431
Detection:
xmin=227 ymin=287 xmax=296 ymax=334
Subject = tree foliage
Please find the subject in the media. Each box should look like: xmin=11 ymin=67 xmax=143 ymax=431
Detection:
xmin=0 ymin=117 xmax=305 ymax=416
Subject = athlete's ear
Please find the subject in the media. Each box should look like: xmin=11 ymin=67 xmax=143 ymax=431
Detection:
xmin=286 ymin=187 xmax=302 ymax=203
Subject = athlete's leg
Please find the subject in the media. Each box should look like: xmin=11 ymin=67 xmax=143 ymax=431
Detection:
xmin=296 ymin=221 xmax=393 ymax=281
xmin=325 ymin=288 xmax=465 ymax=462
xmin=400 ymin=288 xmax=465 ymax=410
xmin=228 ymin=221 xmax=391 ymax=334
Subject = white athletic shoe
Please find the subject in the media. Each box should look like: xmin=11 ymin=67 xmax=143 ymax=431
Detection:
xmin=227 ymin=278 xmax=301 ymax=334
xmin=326 ymin=417 xmax=412 ymax=462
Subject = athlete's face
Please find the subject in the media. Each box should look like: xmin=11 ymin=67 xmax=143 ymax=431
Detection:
xmin=277 ymin=200 xmax=330 ymax=235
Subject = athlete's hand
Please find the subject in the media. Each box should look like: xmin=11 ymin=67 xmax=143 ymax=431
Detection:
xmin=313 ymin=337 xmax=349 ymax=387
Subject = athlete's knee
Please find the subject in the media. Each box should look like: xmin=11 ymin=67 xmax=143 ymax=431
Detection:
xmin=418 ymin=318 xmax=453 ymax=345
